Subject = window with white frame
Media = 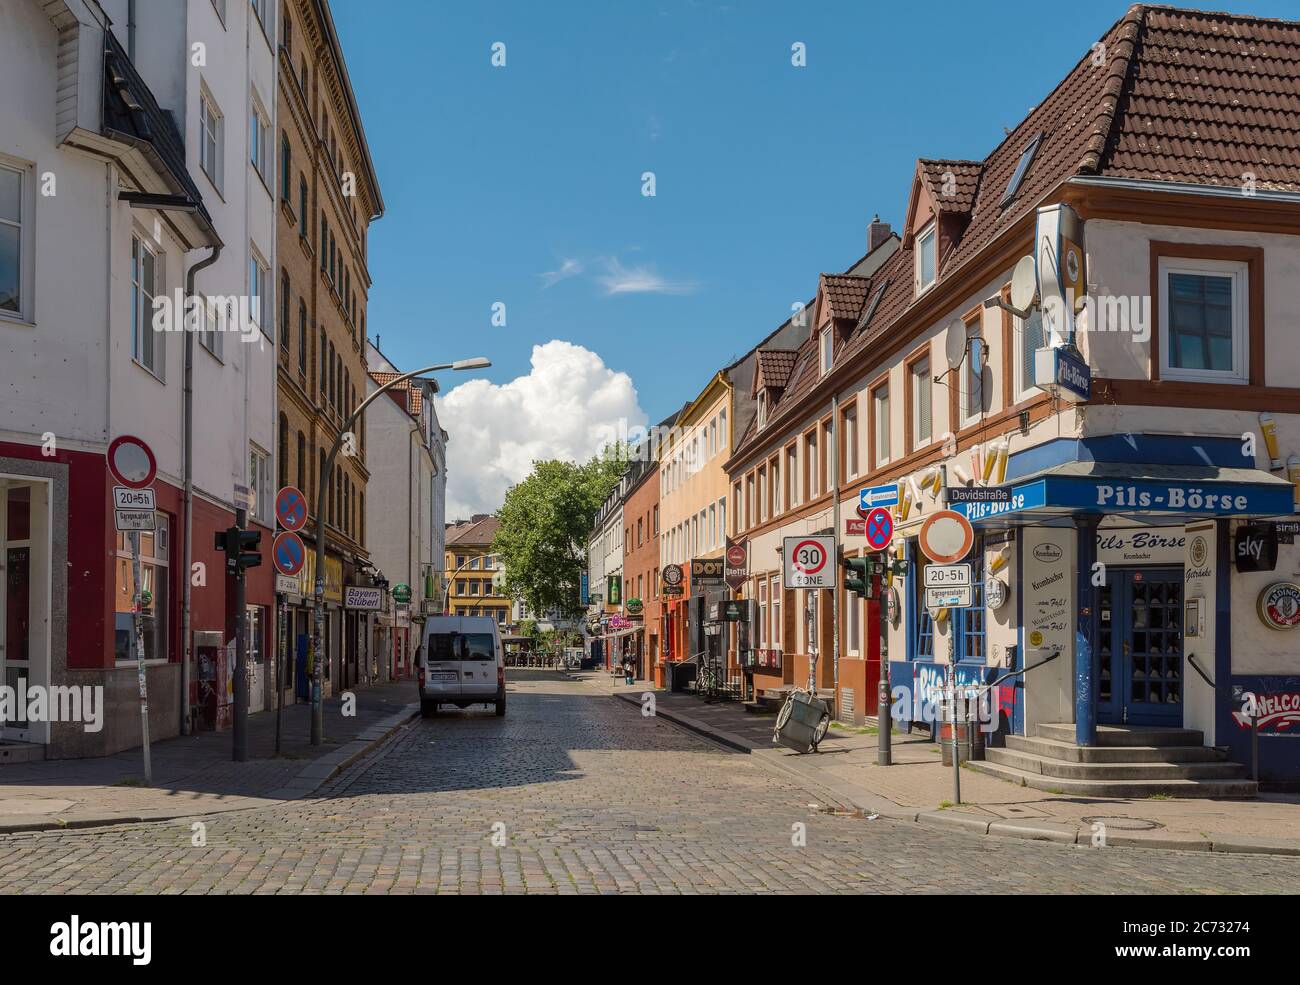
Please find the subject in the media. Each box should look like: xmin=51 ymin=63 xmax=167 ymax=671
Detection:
xmin=757 ymin=579 xmax=767 ymax=649
xmin=786 ymin=445 xmax=798 ymax=506
xmin=769 ymin=575 xmax=781 ymax=652
xmin=911 ymin=356 xmax=931 ymax=446
xmin=756 ymin=390 xmax=767 ymax=428
xmin=1158 ymin=257 xmax=1248 ymax=384
xmin=916 ymin=222 xmax=937 ymax=294
xmin=842 ymin=404 xmax=858 ymax=478
xmin=249 ymin=445 xmax=272 ymax=522
xmin=200 ymin=89 xmax=223 ymax=191
xmin=250 ymin=0 xmax=274 ymax=43
xmin=131 ymin=233 xmax=163 ymax=378
xmin=250 ymin=96 xmax=271 ymax=184
xmin=249 ymin=250 xmax=269 ymax=336
xmin=962 ymin=335 xmax=985 ymax=423
xmin=199 ymin=297 xmax=224 ymax=359
xmin=717 ymin=497 xmax=726 ymax=541
xmin=819 ymin=327 xmax=833 ymax=374
xmin=873 ymin=384 xmax=890 ymax=465
xmin=708 ymin=504 xmax=716 ymax=547
xmin=719 ymin=408 xmax=727 ymax=449
xmin=772 ymin=458 xmax=782 ymax=514
xmin=1013 ymin=308 xmax=1046 ymax=402
xmin=0 ymin=160 xmax=32 ymax=322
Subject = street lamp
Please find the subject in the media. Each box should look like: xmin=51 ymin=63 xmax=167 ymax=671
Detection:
xmin=310 ymin=356 xmax=490 ymax=745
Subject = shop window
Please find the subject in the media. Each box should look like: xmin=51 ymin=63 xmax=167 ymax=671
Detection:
xmin=955 ymin=538 xmax=986 ymax=662
xmin=246 ymin=605 xmax=265 ymax=665
xmin=114 ymin=518 xmax=170 ymax=664
xmin=914 ymin=564 xmax=934 ymax=660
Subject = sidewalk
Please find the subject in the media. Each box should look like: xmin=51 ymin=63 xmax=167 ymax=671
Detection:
xmin=0 ymin=680 xmax=418 ymax=832
xmin=610 ymin=686 xmax=1300 ymax=856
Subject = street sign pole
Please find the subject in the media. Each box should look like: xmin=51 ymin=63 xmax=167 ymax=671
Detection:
xmin=276 ymin=593 xmax=285 ymax=756
xmin=232 ymin=507 xmax=249 ymax=762
xmin=130 ymin=529 xmax=152 ymax=786
xmin=878 ymin=556 xmax=891 ymax=766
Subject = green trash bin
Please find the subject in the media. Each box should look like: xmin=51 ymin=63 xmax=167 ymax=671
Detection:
xmin=773 ymin=690 xmax=830 ymax=753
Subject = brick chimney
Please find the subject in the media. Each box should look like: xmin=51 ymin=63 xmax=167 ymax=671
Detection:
xmin=867 ymin=214 xmax=892 ymax=253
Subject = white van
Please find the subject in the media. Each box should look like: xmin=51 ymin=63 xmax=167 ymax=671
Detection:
xmin=417 ymin=616 xmax=507 ymax=717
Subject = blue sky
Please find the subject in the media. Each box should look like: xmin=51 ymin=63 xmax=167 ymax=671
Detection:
xmin=330 ymin=0 xmax=1300 ymax=513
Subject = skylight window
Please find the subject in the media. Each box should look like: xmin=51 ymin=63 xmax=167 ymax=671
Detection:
xmin=1000 ymin=132 xmax=1043 ymax=208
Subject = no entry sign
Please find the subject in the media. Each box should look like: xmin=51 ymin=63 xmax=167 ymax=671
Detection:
xmin=272 ymin=530 xmax=306 ymax=576
xmin=783 ymin=535 xmax=836 ymax=589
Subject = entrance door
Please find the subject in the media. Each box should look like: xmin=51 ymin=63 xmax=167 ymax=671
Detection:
xmin=1096 ymin=568 xmax=1184 ymax=726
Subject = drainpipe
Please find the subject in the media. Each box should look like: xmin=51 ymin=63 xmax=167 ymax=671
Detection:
xmin=831 ymin=393 xmax=840 ymax=705
xmin=181 ymin=245 xmax=222 ymax=735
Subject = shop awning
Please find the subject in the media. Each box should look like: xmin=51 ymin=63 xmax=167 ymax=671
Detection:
xmin=955 ymin=461 xmax=1294 ymax=527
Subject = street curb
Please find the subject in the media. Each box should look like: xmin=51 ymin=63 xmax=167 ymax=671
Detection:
xmin=0 ymin=704 xmax=420 ymax=836
xmin=609 ymin=692 xmax=1300 ymax=858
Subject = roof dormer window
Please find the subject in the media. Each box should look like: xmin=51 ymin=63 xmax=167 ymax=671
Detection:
xmin=915 ymin=222 xmax=937 ymax=295
xmin=1000 ymin=132 xmax=1042 ymax=208
xmin=757 ymin=389 xmax=768 ymax=428
xmin=819 ymin=326 xmax=833 ymax=375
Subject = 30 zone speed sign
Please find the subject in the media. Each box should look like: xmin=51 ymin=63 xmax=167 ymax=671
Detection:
xmin=783 ymin=535 xmax=836 ymax=589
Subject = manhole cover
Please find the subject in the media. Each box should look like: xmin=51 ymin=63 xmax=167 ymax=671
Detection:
xmin=1081 ymin=815 xmax=1163 ymax=831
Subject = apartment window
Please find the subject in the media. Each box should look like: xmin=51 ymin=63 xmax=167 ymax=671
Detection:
xmin=804 ymin=431 xmax=818 ymax=499
xmin=910 ymin=356 xmax=932 ymax=447
xmin=770 ymin=576 xmax=781 ymax=653
xmin=281 ymin=3 xmax=292 ymax=52
xmin=296 ymin=432 xmax=306 ymax=491
xmin=1158 ymin=257 xmax=1249 ymax=384
xmin=298 ymin=175 xmax=308 ymax=237
xmin=249 ymin=445 xmax=272 ymax=523
xmin=0 ymin=161 xmax=31 ymax=321
xmin=756 ymin=390 xmax=768 ymax=429
xmin=251 ymin=0 xmax=273 ymax=42
xmin=249 ymin=251 xmax=269 ymax=336
xmin=279 ymin=132 xmax=291 ymax=200
xmin=786 ymin=445 xmax=798 ymax=507
xmin=279 ymin=269 xmax=290 ymax=348
xmin=745 ymin=475 xmax=754 ymax=533
xmin=916 ymin=222 xmax=937 ymax=294
xmin=820 ymin=327 xmax=833 ymax=375
xmin=708 ymin=504 xmax=717 ymax=547
xmin=319 ymin=213 xmax=327 ymax=271
xmin=653 ymin=504 xmax=659 ymax=535
xmin=278 ymin=414 xmax=289 ymax=487
xmin=841 ymin=403 xmax=858 ymax=479
xmin=872 ymin=382 xmax=890 ymax=466
xmin=757 ymin=579 xmax=767 ymax=649
xmin=297 ymin=300 xmax=308 ymax=374
xmin=200 ymin=90 xmax=223 ymax=190
xmin=717 ymin=498 xmax=726 ymax=542
xmin=962 ymin=335 xmax=985 ymax=423
xmin=719 ymin=408 xmax=727 ymax=450
xmin=1014 ymin=309 xmax=1046 ymax=402
xmin=249 ymin=98 xmax=271 ymax=183
xmin=131 ymin=234 xmax=163 ymax=378
xmin=771 ymin=457 xmax=782 ymax=514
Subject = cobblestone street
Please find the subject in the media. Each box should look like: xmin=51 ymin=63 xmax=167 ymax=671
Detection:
xmin=0 ymin=672 xmax=1293 ymax=894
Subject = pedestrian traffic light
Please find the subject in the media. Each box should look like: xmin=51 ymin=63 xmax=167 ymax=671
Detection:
xmin=844 ymin=557 xmax=872 ymax=598
xmin=215 ymin=527 xmax=262 ymax=576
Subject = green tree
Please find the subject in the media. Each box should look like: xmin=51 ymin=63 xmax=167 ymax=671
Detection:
xmin=492 ymin=452 xmax=626 ymax=618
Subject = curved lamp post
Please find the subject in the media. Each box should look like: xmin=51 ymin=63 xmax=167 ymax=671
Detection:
xmin=311 ymin=356 xmax=490 ymax=745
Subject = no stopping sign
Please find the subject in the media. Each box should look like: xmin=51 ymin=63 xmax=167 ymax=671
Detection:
xmin=783 ymin=535 xmax=836 ymax=589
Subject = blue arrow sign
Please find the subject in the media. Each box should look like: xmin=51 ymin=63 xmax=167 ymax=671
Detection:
xmin=859 ymin=483 xmax=900 ymax=510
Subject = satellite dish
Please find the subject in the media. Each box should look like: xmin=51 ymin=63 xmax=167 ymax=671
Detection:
xmin=944 ymin=318 xmax=967 ymax=371
xmin=1010 ymin=255 xmax=1037 ymax=311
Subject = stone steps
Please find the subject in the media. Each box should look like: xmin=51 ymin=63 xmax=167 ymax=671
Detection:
xmin=969 ymin=760 xmax=1258 ymax=799
xmin=1004 ymin=734 xmax=1229 ymax=764
xmin=986 ymin=747 xmax=1248 ymax=781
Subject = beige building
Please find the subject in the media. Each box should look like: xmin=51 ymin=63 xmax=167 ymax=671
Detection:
xmin=275 ymin=0 xmax=383 ymax=697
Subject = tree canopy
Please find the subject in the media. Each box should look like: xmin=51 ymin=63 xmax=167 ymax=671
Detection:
xmin=492 ymin=452 xmax=626 ymax=618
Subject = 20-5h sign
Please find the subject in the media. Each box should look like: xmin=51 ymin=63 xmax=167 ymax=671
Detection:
xmin=783 ymin=535 xmax=836 ymax=589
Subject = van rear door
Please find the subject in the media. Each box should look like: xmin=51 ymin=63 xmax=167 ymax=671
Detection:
xmin=423 ymin=631 xmax=463 ymax=699
xmin=457 ymin=630 xmax=499 ymax=698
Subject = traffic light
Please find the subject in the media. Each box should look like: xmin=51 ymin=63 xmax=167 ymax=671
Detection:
xmin=844 ymin=557 xmax=872 ymax=599
xmin=215 ymin=527 xmax=262 ymax=576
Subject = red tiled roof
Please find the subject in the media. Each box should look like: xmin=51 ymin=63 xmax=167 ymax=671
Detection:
xmin=819 ymin=274 xmax=873 ymax=322
xmin=917 ymin=159 xmax=983 ymax=213
xmin=732 ymin=4 xmax=1300 ymax=465
xmin=754 ymin=349 xmax=799 ymax=394
xmin=446 ymin=515 xmax=500 ymax=546
xmin=368 ymin=370 xmax=423 ymax=418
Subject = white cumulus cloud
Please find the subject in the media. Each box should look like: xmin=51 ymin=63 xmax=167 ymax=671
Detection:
xmin=435 ymin=340 xmax=647 ymax=520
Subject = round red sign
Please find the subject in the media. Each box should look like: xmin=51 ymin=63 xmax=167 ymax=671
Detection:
xmin=726 ymin=544 xmax=746 ymax=566
xmin=791 ymin=539 xmax=828 ymax=575
xmin=107 ymin=435 xmax=157 ymax=489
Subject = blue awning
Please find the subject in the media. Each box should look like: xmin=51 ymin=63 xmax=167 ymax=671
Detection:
xmin=956 ymin=461 xmax=1294 ymax=526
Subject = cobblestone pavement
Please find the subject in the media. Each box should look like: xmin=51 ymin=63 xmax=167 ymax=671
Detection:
xmin=0 ymin=671 xmax=1295 ymax=894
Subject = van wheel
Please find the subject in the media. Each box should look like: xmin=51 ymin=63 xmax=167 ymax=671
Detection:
xmin=420 ymin=700 xmax=438 ymax=718
xmin=495 ymin=690 xmax=506 ymax=717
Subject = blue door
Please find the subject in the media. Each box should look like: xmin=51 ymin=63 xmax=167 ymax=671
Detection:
xmin=1096 ymin=568 xmax=1184 ymax=726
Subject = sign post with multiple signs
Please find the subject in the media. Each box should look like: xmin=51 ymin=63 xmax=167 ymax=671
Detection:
xmin=108 ymin=435 xmax=157 ymax=786
xmin=272 ymin=485 xmax=306 ymax=754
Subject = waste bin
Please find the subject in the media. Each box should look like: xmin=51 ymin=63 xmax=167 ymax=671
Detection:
xmin=772 ymin=690 xmax=830 ymax=753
